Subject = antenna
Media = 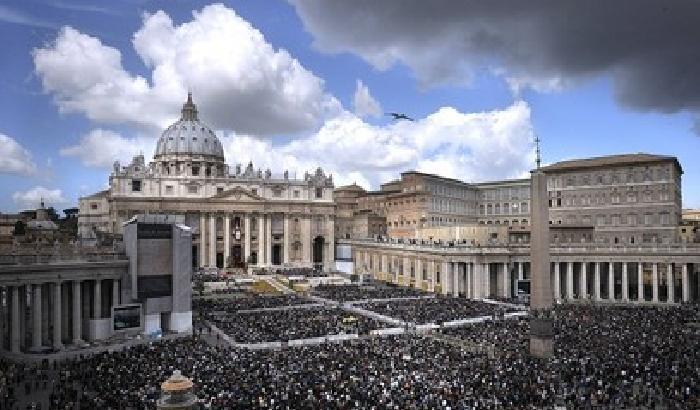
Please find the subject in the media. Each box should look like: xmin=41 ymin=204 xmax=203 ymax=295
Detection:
xmin=535 ymin=135 xmax=542 ymax=169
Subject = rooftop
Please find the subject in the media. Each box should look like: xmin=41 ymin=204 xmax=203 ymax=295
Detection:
xmin=540 ymin=153 xmax=681 ymax=173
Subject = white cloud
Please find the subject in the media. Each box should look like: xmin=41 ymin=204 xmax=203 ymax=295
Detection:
xmin=0 ymin=133 xmax=37 ymax=176
xmin=222 ymin=101 xmax=535 ymax=189
xmin=33 ymin=4 xmax=341 ymax=135
xmin=12 ymin=186 xmax=67 ymax=209
xmin=59 ymin=129 xmax=155 ymax=169
xmin=352 ymin=79 xmax=382 ymax=118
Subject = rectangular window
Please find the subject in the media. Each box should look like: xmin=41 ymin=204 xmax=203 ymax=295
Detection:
xmin=187 ymin=185 xmax=198 ymax=194
xmin=165 ymin=185 xmax=174 ymax=195
xmin=131 ymin=180 xmax=142 ymax=192
xmin=216 ymin=187 xmax=224 ymax=194
xmin=293 ymin=190 xmax=299 ymax=198
xmin=315 ymin=187 xmax=323 ymax=198
xmin=191 ymin=166 xmax=199 ymax=176
xmin=251 ymin=188 xmax=258 ymax=196
xmin=90 ymin=203 xmax=98 ymax=210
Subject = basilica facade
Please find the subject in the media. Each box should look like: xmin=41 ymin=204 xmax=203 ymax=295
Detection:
xmin=78 ymin=94 xmax=335 ymax=270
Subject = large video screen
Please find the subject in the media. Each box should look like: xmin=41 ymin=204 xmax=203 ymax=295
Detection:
xmin=114 ymin=304 xmax=141 ymax=331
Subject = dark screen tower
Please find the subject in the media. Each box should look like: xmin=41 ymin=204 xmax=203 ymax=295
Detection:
xmin=529 ymin=137 xmax=554 ymax=357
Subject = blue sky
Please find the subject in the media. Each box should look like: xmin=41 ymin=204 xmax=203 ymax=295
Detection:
xmin=1 ymin=0 xmax=699 ymax=214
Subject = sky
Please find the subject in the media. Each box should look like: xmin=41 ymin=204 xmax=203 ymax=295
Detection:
xmin=1 ymin=0 xmax=699 ymax=214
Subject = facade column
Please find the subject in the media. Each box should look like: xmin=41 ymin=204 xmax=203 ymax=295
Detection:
xmin=518 ymin=261 xmax=524 ymax=280
xmin=566 ymin=261 xmax=574 ymax=300
xmin=580 ymin=262 xmax=588 ymax=300
xmin=503 ymin=263 xmax=511 ymax=298
xmin=10 ymin=286 xmax=20 ymax=353
xmin=32 ymin=284 xmax=42 ymax=349
xmin=483 ymin=263 xmax=490 ymax=298
xmin=608 ymin=262 xmax=615 ymax=301
xmin=666 ymin=263 xmax=674 ymax=303
xmin=199 ymin=213 xmax=207 ymax=268
xmin=652 ymin=263 xmax=659 ymax=302
xmin=681 ymin=262 xmax=690 ymax=302
xmin=93 ymin=280 xmax=102 ymax=319
xmin=209 ymin=214 xmax=216 ymax=268
xmin=553 ymin=262 xmax=561 ymax=301
xmin=72 ymin=281 xmax=83 ymax=344
xmin=429 ymin=261 xmax=436 ymax=292
xmin=638 ymin=263 xmax=644 ymax=302
xmin=415 ymin=259 xmax=423 ymax=289
xmin=244 ymin=214 xmax=251 ymax=264
xmin=594 ymin=262 xmax=601 ymax=301
xmin=223 ymin=214 xmax=231 ymax=268
xmin=453 ymin=262 xmax=459 ymax=297
xmin=266 ymin=214 xmax=272 ymax=267
xmin=466 ymin=263 xmax=472 ymax=298
xmin=441 ymin=261 xmax=450 ymax=296
xmin=283 ymin=214 xmax=290 ymax=265
xmin=112 ymin=279 xmax=120 ymax=307
xmin=257 ymin=214 xmax=266 ymax=266
xmin=622 ymin=262 xmax=629 ymax=301
xmin=52 ymin=282 xmax=62 ymax=349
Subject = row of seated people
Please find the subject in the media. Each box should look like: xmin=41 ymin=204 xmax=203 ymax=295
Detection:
xmin=202 ymin=305 xmax=385 ymax=343
xmin=311 ymin=283 xmax=429 ymax=302
xmin=29 ymin=303 xmax=699 ymax=409
xmin=194 ymin=294 xmax=311 ymax=313
xmin=362 ymin=296 xmax=519 ymax=324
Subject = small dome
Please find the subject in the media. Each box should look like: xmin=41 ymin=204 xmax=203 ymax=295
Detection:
xmin=154 ymin=93 xmax=224 ymax=161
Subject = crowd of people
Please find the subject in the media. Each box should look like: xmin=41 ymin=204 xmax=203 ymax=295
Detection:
xmin=311 ymin=283 xmax=429 ymax=302
xmin=194 ymin=294 xmax=311 ymax=312
xmin=363 ymin=296 xmax=518 ymax=324
xmin=203 ymin=306 xmax=384 ymax=343
xmin=19 ymin=302 xmax=697 ymax=409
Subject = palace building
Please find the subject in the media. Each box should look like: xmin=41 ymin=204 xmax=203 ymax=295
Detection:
xmin=78 ymin=94 xmax=335 ymax=271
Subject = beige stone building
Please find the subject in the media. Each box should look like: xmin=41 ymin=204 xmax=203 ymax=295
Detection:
xmin=78 ymin=94 xmax=335 ymax=270
xmin=680 ymin=209 xmax=700 ymax=243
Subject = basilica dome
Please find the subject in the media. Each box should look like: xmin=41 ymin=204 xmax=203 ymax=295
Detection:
xmin=154 ymin=93 xmax=224 ymax=162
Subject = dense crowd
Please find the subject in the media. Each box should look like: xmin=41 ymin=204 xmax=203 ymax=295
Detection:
xmin=194 ymin=294 xmax=312 ymax=312
xmin=4 ymin=303 xmax=698 ymax=409
xmin=311 ymin=284 xmax=429 ymax=302
xmin=363 ymin=296 xmax=517 ymax=324
xmin=204 ymin=306 xmax=384 ymax=343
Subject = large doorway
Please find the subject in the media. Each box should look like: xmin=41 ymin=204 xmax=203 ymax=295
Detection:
xmin=313 ymin=236 xmax=324 ymax=266
xmin=272 ymin=244 xmax=282 ymax=265
xmin=216 ymin=252 xmax=224 ymax=269
xmin=232 ymin=245 xmax=243 ymax=267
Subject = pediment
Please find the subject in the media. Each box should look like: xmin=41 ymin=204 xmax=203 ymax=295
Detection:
xmin=211 ymin=187 xmax=264 ymax=201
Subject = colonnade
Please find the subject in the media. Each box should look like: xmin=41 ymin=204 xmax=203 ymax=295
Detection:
xmin=0 ymin=279 xmax=120 ymax=353
xmin=198 ymin=212 xmax=333 ymax=270
xmin=354 ymin=248 xmax=700 ymax=304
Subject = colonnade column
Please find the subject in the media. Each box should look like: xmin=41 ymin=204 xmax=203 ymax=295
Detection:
xmin=94 ymin=279 xmax=102 ymax=320
xmin=553 ymin=263 xmax=561 ymax=301
xmin=638 ymin=263 xmax=644 ymax=302
xmin=466 ymin=263 xmax=472 ymax=299
xmin=10 ymin=286 xmax=20 ymax=353
xmin=566 ymin=262 xmax=574 ymax=300
xmin=441 ymin=261 xmax=450 ymax=296
xmin=580 ymin=262 xmax=588 ymax=300
xmin=283 ymin=214 xmax=290 ymax=265
xmin=429 ymin=261 xmax=436 ymax=292
xmin=199 ymin=213 xmax=207 ymax=268
xmin=608 ymin=262 xmax=615 ymax=301
xmin=244 ymin=214 xmax=251 ymax=265
xmin=266 ymin=214 xmax=272 ymax=267
xmin=32 ymin=284 xmax=42 ymax=349
xmin=52 ymin=282 xmax=62 ymax=349
xmin=72 ymin=281 xmax=83 ymax=344
xmin=666 ymin=264 xmax=674 ymax=303
xmin=483 ymin=263 xmax=490 ymax=298
xmin=594 ymin=262 xmax=601 ymax=301
xmin=209 ymin=214 xmax=217 ymax=268
xmin=652 ymin=263 xmax=659 ymax=302
xmin=622 ymin=262 xmax=629 ymax=301
xmin=258 ymin=214 xmax=266 ymax=266
xmin=681 ymin=263 xmax=690 ymax=302
xmin=453 ymin=262 xmax=459 ymax=297
xmin=503 ymin=263 xmax=511 ymax=298
xmin=415 ymin=259 xmax=423 ymax=289
xmin=223 ymin=214 xmax=231 ymax=268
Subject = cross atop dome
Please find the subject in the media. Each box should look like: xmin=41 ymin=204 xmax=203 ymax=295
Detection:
xmin=181 ymin=91 xmax=198 ymax=121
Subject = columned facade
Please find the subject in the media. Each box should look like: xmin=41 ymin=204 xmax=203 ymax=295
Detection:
xmin=348 ymin=239 xmax=700 ymax=304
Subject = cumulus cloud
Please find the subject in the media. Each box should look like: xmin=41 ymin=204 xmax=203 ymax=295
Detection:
xmin=59 ymin=129 xmax=155 ymax=169
xmin=291 ymin=1 xmax=700 ymax=115
xmin=223 ymin=101 xmax=534 ymax=189
xmin=352 ymin=80 xmax=382 ymax=118
xmin=33 ymin=3 xmax=341 ymax=135
xmin=12 ymin=186 xmax=67 ymax=209
xmin=0 ymin=133 xmax=37 ymax=175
